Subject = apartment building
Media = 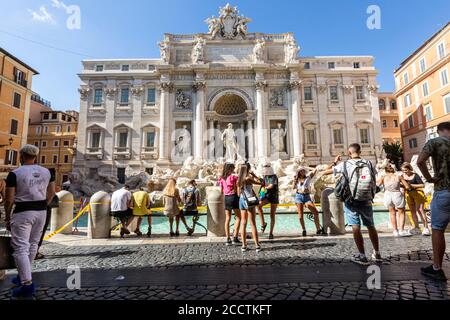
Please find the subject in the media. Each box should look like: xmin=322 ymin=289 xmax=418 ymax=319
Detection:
xmin=378 ymin=92 xmax=401 ymax=144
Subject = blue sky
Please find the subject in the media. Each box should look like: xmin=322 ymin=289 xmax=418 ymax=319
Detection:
xmin=1 ymin=0 xmax=449 ymax=111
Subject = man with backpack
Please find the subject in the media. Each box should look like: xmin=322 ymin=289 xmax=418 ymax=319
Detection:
xmin=323 ymin=143 xmax=382 ymax=265
xmin=181 ymin=180 xmax=201 ymax=234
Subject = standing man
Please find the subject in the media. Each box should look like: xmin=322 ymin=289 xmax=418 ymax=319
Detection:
xmin=323 ymin=143 xmax=382 ymax=265
xmin=111 ymin=185 xmax=134 ymax=238
xmin=4 ymin=145 xmax=56 ymax=299
xmin=417 ymin=122 xmax=450 ymax=281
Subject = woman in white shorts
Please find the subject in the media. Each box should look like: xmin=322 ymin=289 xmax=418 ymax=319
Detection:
xmin=378 ymin=164 xmax=412 ymax=237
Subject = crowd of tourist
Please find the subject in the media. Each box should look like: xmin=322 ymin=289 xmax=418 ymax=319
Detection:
xmin=1 ymin=121 xmax=449 ymax=299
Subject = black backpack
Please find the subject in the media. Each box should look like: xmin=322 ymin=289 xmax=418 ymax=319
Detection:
xmin=334 ymin=162 xmax=353 ymax=203
xmin=183 ymin=188 xmax=197 ymax=211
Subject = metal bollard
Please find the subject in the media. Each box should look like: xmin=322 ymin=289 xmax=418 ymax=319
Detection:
xmin=88 ymin=191 xmax=112 ymax=239
xmin=50 ymin=191 xmax=74 ymax=235
xmin=321 ymin=188 xmax=346 ymax=235
xmin=206 ymin=186 xmax=226 ymax=237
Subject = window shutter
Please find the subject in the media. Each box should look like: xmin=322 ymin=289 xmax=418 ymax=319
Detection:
xmin=12 ymin=151 xmax=18 ymax=166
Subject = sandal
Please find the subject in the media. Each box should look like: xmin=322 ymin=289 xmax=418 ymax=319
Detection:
xmin=175 ymin=231 xmax=180 ymax=237
xmin=261 ymin=223 xmax=268 ymax=233
xmin=170 ymin=232 xmax=175 ymax=237
xmin=268 ymin=234 xmax=274 ymax=240
xmin=35 ymin=252 xmax=45 ymax=260
xmin=187 ymin=228 xmax=194 ymax=237
xmin=135 ymin=230 xmax=143 ymax=237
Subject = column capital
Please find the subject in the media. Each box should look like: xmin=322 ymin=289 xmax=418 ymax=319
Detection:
xmin=289 ymin=80 xmax=302 ymax=90
xmin=255 ymin=80 xmax=268 ymax=91
xmin=193 ymin=81 xmax=206 ymax=92
xmin=78 ymin=87 xmax=90 ymax=100
xmin=158 ymin=81 xmax=174 ymax=93
xmin=342 ymin=85 xmax=354 ymax=94
xmin=131 ymin=86 xmax=145 ymax=97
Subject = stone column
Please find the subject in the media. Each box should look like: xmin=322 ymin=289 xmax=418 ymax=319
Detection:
xmin=290 ymin=80 xmax=302 ymax=158
xmin=158 ymin=81 xmax=172 ymax=162
xmin=131 ymin=84 xmax=144 ymax=164
xmin=208 ymin=119 xmax=215 ymax=160
xmin=193 ymin=81 xmax=206 ymax=161
xmin=255 ymin=81 xmax=268 ymax=159
xmin=342 ymin=81 xmax=357 ymax=150
xmin=247 ymin=118 xmax=255 ymax=160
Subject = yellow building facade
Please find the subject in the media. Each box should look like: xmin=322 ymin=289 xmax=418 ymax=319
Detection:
xmin=378 ymin=92 xmax=401 ymax=144
xmin=27 ymin=110 xmax=78 ymax=187
xmin=0 ymin=48 xmax=38 ymax=176
xmin=394 ymin=23 xmax=450 ymax=161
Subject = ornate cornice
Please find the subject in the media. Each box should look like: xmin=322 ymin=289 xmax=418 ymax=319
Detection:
xmin=105 ymin=88 xmax=117 ymax=98
xmin=131 ymin=86 xmax=145 ymax=97
xmin=342 ymin=85 xmax=354 ymax=94
xmin=288 ymin=80 xmax=302 ymax=90
xmin=367 ymin=85 xmax=379 ymax=93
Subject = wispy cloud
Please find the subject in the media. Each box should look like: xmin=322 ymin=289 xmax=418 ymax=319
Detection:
xmin=28 ymin=6 xmax=55 ymax=24
xmin=51 ymin=0 xmax=70 ymax=13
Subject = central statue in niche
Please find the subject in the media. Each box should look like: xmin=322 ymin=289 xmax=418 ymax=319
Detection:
xmin=221 ymin=123 xmax=240 ymax=162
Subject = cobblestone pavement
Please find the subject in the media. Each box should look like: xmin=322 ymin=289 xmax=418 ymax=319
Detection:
xmin=0 ymin=235 xmax=449 ymax=300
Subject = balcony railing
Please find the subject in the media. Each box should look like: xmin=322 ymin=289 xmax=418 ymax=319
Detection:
xmin=14 ymin=76 xmax=27 ymax=88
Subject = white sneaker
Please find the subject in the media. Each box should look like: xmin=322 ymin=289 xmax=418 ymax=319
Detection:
xmin=409 ymin=228 xmax=421 ymax=235
xmin=393 ymin=230 xmax=400 ymax=237
xmin=399 ymin=230 xmax=412 ymax=237
xmin=422 ymin=228 xmax=431 ymax=236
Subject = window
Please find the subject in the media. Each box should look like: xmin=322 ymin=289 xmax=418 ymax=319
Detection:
xmin=94 ymin=89 xmax=103 ymax=105
xmin=333 ymin=128 xmax=344 ymax=145
xmin=360 ymin=128 xmax=370 ymax=144
xmin=408 ymin=115 xmax=414 ymax=128
xmin=437 ymin=42 xmax=445 ymax=60
xmin=55 ymin=126 xmax=61 ymax=133
xmin=117 ymin=168 xmax=126 ymax=184
xmin=147 ymin=88 xmax=156 ymax=104
xmin=91 ymin=132 xmax=101 ymax=148
xmin=382 ymin=120 xmax=387 ymax=128
xmin=379 ymin=99 xmax=386 ymax=110
xmin=419 ymin=58 xmax=426 ymax=73
xmin=409 ymin=138 xmax=418 ymax=149
xmin=95 ymin=65 xmax=104 ymax=72
xmin=304 ymin=86 xmax=313 ymax=101
xmin=328 ymin=62 xmax=335 ymax=69
xmin=118 ymin=131 xmax=128 ymax=149
xmin=403 ymin=72 xmax=409 ymax=85
xmin=41 ymin=141 xmax=47 ymax=148
xmin=62 ymin=114 xmax=66 ymax=121
xmin=13 ymin=93 xmax=21 ymax=108
xmin=353 ymin=62 xmax=360 ymax=69
xmin=422 ymin=82 xmax=429 ymax=97
xmin=10 ymin=119 xmax=18 ymax=135
xmin=43 ymin=113 xmax=49 ymax=120
xmin=356 ymin=86 xmax=365 ymax=100
xmin=329 ymin=86 xmax=339 ymax=101
xmin=14 ymin=68 xmax=26 ymax=87
xmin=34 ymin=141 xmax=39 ymax=147
xmin=41 ymin=156 xmax=46 ymax=164
xmin=424 ymin=104 xmax=433 ymax=122
xmin=306 ymin=129 xmax=317 ymax=145
xmin=67 ymin=125 xmax=71 ymax=133
xmin=391 ymin=101 xmax=397 ymax=110
xmin=444 ymin=93 xmax=450 ymax=114
xmin=44 ymin=126 xmax=49 ymax=134
xmin=36 ymin=126 xmax=41 ymax=135
xmin=63 ymin=140 xmax=70 ymax=147
xmin=54 ymin=140 xmax=59 ymax=147
xmin=304 ymin=62 xmax=310 ymax=69
xmin=64 ymin=155 xmax=69 ymax=163
xmin=52 ymin=155 xmax=58 ymax=164
xmin=404 ymin=94 xmax=412 ymax=107
xmin=440 ymin=69 xmax=448 ymax=86
xmin=145 ymin=130 xmax=156 ymax=149
xmin=120 ymin=88 xmax=129 ymax=104
xmin=121 ymin=65 xmax=129 ymax=71
xmin=51 ymin=113 xmax=57 ymax=120
xmin=393 ymin=120 xmax=399 ymax=128
xmin=5 ymin=150 xmax=18 ymax=166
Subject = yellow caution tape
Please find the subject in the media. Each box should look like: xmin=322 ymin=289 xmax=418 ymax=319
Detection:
xmin=44 ymin=204 xmax=91 ymax=241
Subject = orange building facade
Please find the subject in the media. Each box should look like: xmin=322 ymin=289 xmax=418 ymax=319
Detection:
xmin=27 ymin=110 xmax=78 ymax=187
xmin=0 ymin=48 xmax=38 ymax=176
xmin=394 ymin=23 xmax=450 ymax=161
xmin=378 ymin=92 xmax=401 ymax=144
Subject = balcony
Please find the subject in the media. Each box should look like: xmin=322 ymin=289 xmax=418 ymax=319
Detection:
xmin=14 ymin=76 xmax=27 ymax=88
xmin=113 ymin=147 xmax=131 ymax=160
xmin=141 ymin=147 xmax=158 ymax=160
xmin=86 ymin=147 xmax=103 ymax=160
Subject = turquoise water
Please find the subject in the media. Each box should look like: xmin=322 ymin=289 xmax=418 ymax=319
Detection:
xmin=71 ymin=206 xmax=391 ymax=235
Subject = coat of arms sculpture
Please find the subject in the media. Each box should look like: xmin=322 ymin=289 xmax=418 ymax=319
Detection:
xmin=204 ymin=3 xmax=252 ymax=40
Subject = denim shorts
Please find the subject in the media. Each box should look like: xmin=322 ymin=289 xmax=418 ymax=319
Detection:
xmin=239 ymin=195 xmax=249 ymax=210
xmin=344 ymin=201 xmax=374 ymax=227
xmin=430 ymin=190 xmax=450 ymax=231
xmin=295 ymin=193 xmax=313 ymax=204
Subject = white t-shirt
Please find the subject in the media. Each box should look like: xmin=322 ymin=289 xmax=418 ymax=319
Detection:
xmin=111 ymin=188 xmax=131 ymax=212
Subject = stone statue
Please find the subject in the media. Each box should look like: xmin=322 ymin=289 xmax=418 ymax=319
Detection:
xmin=221 ymin=123 xmax=239 ymax=162
xmin=271 ymin=122 xmax=287 ymax=153
xmin=253 ymin=39 xmax=266 ymax=63
xmin=205 ymin=4 xmax=251 ymax=40
xmin=286 ymin=35 xmax=300 ymax=64
xmin=192 ymin=37 xmax=206 ymax=64
xmin=176 ymin=90 xmax=191 ymax=109
xmin=159 ymin=41 xmax=171 ymax=64
xmin=175 ymin=125 xmax=192 ymax=159
xmin=270 ymin=90 xmax=284 ymax=107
